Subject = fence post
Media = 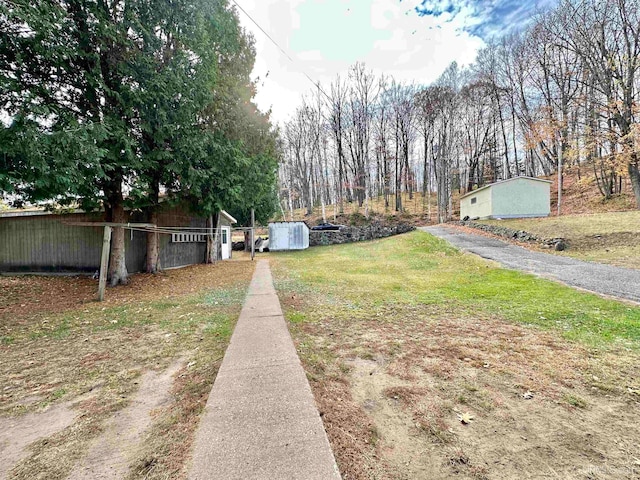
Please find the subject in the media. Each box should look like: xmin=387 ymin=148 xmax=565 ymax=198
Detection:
xmin=251 ymin=209 xmax=255 ymax=261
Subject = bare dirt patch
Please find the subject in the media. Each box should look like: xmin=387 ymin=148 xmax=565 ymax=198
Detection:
xmin=68 ymin=360 xmax=183 ymax=480
xmin=288 ymin=305 xmax=640 ymax=480
xmin=0 ymin=403 xmax=76 ymax=479
xmin=348 ymin=357 xmax=447 ymax=479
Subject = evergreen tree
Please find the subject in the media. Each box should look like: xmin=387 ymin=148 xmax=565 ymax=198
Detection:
xmin=0 ymin=0 xmax=280 ymax=280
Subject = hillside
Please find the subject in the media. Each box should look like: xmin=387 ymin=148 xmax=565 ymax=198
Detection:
xmin=278 ymin=172 xmax=638 ymax=227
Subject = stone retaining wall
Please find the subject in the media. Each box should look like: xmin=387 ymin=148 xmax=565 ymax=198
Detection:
xmin=458 ymin=221 xmax=567 ymax=250
xmin=309 ymin=221 xmax=415 ymax=247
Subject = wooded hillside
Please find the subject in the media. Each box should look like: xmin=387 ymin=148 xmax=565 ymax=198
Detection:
xmin=279 ymin=0 xmax=640 ymax=222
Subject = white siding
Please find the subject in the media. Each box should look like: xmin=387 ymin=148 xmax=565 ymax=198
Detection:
xmin=460 ymin=187 xmax=493 ymax=219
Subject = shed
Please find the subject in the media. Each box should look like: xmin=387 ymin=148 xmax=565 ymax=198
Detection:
xmin=460 ymin=177 xmax=552 ymax=220
xmin=268 ymin=222 xmax=310 ymax=251
xmin=0 ymin=205 xmax=237 ymax=273
xmin=217 ymin=210 xmax=236 ymax=260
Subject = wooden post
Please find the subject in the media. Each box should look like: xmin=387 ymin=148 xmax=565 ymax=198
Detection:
xmin=251 ymin=208 xmax=255 ymax=261
xmin=97 ymin=226 xmax=112 ymax=301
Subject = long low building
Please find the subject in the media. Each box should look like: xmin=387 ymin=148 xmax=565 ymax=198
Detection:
xmin=0 ymin=205 xmax=236 ymax=273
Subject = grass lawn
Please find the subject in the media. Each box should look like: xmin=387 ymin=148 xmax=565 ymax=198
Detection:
xmin=272 ymin=232 xmax=640 ymax=479
xmin=481 ymin=211 xmax=640 ymax=269
xmin=0 ymin=261 xmax=254 ymax=480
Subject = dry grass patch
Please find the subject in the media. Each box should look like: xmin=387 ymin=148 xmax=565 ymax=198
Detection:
xmin=0 ymin=261 xmax=255 ymax=479
xmin=285 ymin=301 xmax=640 ymax=480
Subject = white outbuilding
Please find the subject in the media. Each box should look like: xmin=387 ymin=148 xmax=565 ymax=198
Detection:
xmin=268 ymin=222 xmax=310 ymax=251
xmin=218 ymin=210 xmax=237 ymax=260
xmin=460 ymin=176 xmax=552 ymax=220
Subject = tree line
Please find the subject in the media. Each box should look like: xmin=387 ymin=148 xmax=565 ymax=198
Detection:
xmin=279 ymin=0 xmax=640 ymax=223
xmin=0 ymin=0 xmax=280 ymax=284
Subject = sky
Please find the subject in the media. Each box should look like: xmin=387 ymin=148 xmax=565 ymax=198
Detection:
xmin=234 ymin=0 xmax=558 ymax=125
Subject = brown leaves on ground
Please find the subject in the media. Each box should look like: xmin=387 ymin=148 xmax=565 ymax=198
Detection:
xmin=549 ymin=171 xmax=637 ymax=215
xmin=0 ymin=261 xmax=254 ymax=320
xmin=285 ymin=300 xmax=640 ymax=480
xmin=0 ymin=260 xmax=256 ymax=480
xmin=311 ymin=377 xmax=392 ymax=480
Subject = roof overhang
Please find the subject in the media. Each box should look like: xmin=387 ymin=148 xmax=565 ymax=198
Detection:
xmin=220 ymin=210 xmax=237 ymax=224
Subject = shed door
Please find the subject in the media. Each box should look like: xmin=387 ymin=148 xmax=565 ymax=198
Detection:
xmin=221 ymin=226 xmax=231 ymax=260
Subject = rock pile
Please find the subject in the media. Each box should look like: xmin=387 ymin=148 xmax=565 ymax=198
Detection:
xmin=458 ymin=221 xmax=568 ymax=251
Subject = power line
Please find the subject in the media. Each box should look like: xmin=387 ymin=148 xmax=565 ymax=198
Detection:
xmin=230 ymin=0 xmax=332 ymax=103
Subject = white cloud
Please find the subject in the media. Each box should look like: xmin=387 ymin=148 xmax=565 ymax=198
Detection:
xmin=235 ymin=0 xmax=490 ymax=124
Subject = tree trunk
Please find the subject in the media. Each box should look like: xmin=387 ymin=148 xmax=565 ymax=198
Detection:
xmin=629 ymin=161 xmax=640 ymax=209
xmin=108 ymin=200 xmax=129 ymax=286
xmin=395 ymin=127 xmax=402 ymax=212
xmin=145 ymin=210 xmax=160 ymax=273
xmin=557 ymin=141 xmax=563 ymax=216
xmin=205 ymin=215 xmax=215 ymax=264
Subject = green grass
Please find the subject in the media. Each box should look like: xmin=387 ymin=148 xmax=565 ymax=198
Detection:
xmin=563 ymin=393 xmax=588 ymax=409
xmin=1 ymin=284 xmax=251 ymax=480
xmin=272 ymin=231 xmax=640 ymax=348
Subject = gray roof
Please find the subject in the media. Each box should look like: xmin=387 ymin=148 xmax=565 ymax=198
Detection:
xmin=460 ymin=176 xmax=552 ymax=199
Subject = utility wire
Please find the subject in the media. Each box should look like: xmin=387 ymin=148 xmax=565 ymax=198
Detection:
xmin=230 ymin=0 xmax=332 ymax=103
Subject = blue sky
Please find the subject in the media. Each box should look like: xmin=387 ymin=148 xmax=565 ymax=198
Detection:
xmin=414 ymin=0 xmax=559 ymax=38
xmin=235 ymin=0 xmax=559 ymax=123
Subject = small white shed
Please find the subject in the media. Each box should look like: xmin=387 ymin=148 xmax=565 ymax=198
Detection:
xmin=460 ymin=177 xmax=552 ymax=220
xmin=268 ymin=222 xmax=310 ymax=251
xmin=219 ymin=210 xmax=237 ymax=260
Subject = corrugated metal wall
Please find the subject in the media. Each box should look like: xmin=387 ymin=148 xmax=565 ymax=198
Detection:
xmin=268 ymin=222 xmax=309 ymax=251
xmin=0 ymin=206 xmax=208 ymax=273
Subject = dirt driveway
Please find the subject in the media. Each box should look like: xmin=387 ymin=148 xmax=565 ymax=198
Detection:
xmin=422 ymin=226 xmax=640 ymax=304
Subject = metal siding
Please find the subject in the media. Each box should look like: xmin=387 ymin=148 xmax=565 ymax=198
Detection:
xmin=157 ymin=207 xmax=207 ymax=269
xmin=491 ymin=178 xmax=551 ymax=218
xmin=0 ymin=212 xmax=103 ymax=272
xmin=268 ymin=224 xmax=289 ymax=251
xmin=268 ymin=222 xmax=309 ymax=251
xmin=0 ymin=205 xmax=210 ymax=273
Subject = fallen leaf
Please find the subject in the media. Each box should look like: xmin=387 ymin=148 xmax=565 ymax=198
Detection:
xmin=457 ymin=412 xmax=474 ymax=424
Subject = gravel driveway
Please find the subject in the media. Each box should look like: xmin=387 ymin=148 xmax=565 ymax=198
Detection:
xmin=421 ymin=226 xmax=640 ymax=304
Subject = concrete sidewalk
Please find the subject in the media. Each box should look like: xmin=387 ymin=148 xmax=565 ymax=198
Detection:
xmin=188 ymin=260 xmax=341 ymax=480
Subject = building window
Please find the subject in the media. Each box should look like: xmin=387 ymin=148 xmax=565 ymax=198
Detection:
xmin=222 ymin=229 xmax=228 ymax=244
xmin=171 ymin=233 xmax=207 ymax=243
xmin=471 ymin=197 xmax=477 ymax=204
